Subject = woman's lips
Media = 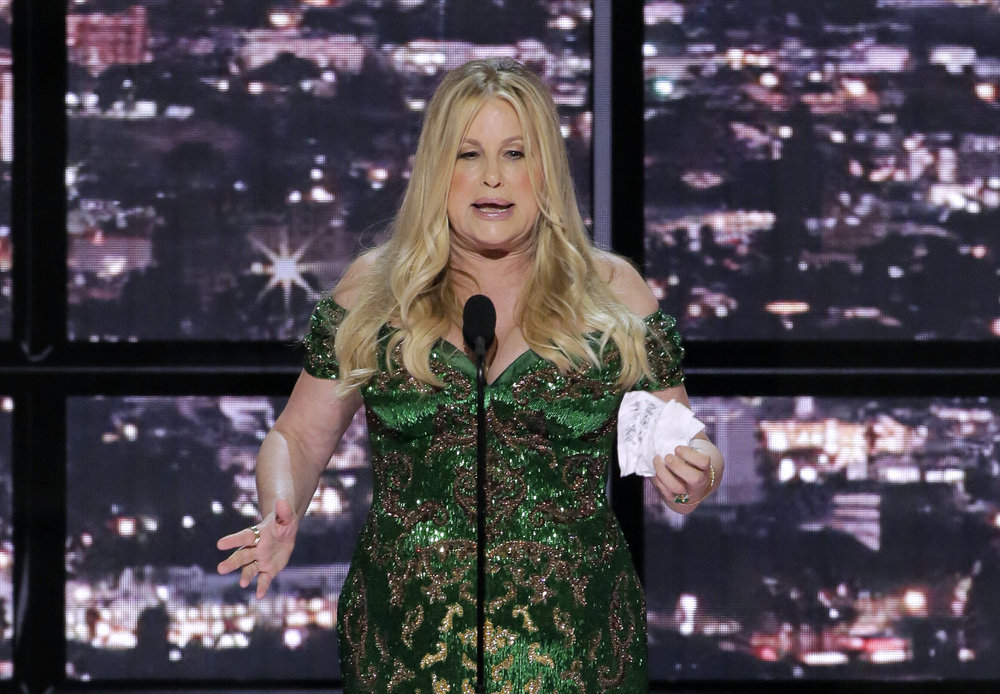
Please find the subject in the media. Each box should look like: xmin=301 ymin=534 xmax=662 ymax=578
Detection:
xmin=472 ymin=201 xmax=514 ymax=219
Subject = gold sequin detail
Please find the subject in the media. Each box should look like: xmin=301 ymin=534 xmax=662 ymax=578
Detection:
xmin=588 ymin=632 xmax=601 ymax=662
xmin=420 ymin=642 xmax=448 ymax=669
xmin=530 ymin=454 xmax=601 ymax=525
xmin=462 ymin=653 xmax=476 ymax=672
xmin=523 ymin=677 xmax=543 ymax=694
xmin=597 ymin=572 xmax=636 ymax=688
xmin=491 ymin=406 xmax=556 ymax=468
xmin=339 ymin=568 xmax=378 ymax=691
xmin=402 ymin=604 xmax=424 ymax=648
xmin=459 ymin=580 xmax=476 ymax=606
xmin=388 ymin=539 xmax=476 ymax=606
xmin=553 ymin=607 xmax=576 ymax=647
xmin=490 ymin=541 xmax=588 ymax=606
xmin=431 ymin=674 xmax=450 ymax=694
xmin=512 ymin=605 xmax=538 ymax=633
xmin=457 ymin=620 xmax=516 ymax=655
xmin=462 ymin=681 xmax=474 ymax=694
xmin=387 ymin=659 xmax=415 ymax=691
xmin=560 ymin=659 xmax=586 ymax=690
xmin=488 ymin=582 xmax=516 ymax=614
xmin=527 ymin=642 xmax=554 ymax=668
xmin=485 ymin=620 xmax=518 ymax=653
xmin=377 ymin=451 xmax=450 ymax=530
xmin=491 ymin=654 xmax=514 ymax=679
xmin=440 ymin=603 xmax=463 ymax=633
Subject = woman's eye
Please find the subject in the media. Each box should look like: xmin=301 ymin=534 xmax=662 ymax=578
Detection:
xmin=505 ymin=150 xmax=525 ymax=160
xmin=458 ymin=151 xmax=478 ymax=160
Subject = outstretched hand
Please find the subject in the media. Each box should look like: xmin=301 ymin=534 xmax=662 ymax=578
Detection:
xmin=216 ymin=499 xmax=297 ymax=598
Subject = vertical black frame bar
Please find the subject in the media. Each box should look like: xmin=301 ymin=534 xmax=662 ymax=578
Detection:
xmin=11 ymin=0 xmax=67 ymax=359
xmin=606 ymin=0 xmax=647 ymax=579
xmin=11 ymin=0 xmax=68 ymax=689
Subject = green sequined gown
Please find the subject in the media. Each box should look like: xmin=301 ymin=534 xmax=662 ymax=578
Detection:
xmin=303 ymin=297 xmax=685 ymax=693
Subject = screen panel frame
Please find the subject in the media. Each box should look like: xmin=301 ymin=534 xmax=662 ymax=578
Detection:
xmin=1 ymin=1 xmax=998 ymax=693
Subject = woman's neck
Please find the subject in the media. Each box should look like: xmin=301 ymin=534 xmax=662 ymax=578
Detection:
xmin=448 ymin=245 xmax=533 ymax=301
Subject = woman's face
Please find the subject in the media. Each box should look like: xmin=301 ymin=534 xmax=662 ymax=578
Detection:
xmin=446 ymin=98 xmax=541 ymax=258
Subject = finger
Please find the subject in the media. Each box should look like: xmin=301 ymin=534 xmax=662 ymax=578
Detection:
xmin=653 ymin=456 xmax=686 ymax=496
xmin=218 ymin=547 xmax=250 ymax=575
xmin=662 ymin=453 xmax=706 ymax=487
xmin=216 ymin=531 xmax=249 ymax=551
xmin=674 ymin=444 xmax=710 ymax=470
xmin=239 ymin=560 xmax=260 ymax=589
xmin=256 ymin=571 xmax=272 ymax=599
xmin=675 ymin=462 xmax=705 ymax=488
xmin=653 ymin=475 xmax=684 ymax=503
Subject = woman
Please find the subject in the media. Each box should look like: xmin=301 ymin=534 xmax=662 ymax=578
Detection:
xmin=217 ymin=57 xmax=724 ymax=692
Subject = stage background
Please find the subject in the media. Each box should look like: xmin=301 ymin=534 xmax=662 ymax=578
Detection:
xmin=2 ymin=1 xmax=999 ymax=693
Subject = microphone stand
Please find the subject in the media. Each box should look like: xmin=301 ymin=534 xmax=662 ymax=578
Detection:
xmin=474 ymin=336 xmax=487 ymax=694
xmin=463 ymin=293 xmax=494 ymax=694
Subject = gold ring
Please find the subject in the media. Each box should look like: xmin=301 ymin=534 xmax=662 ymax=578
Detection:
xmin=252 ymin=559 xmax=262 ymax=574
xmin=249 ymin=525 xmax=261 ymax=547
xmin=673 ymin=492 xmax=690 ymax=504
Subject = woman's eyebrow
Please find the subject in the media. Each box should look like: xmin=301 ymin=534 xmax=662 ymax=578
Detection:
xmin=460 ymin=136 xmax=525 ymax=147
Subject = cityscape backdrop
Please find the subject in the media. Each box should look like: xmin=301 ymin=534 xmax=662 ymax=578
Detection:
xmin=61 ymin=394 xmax=1000 ymax=681
xmin=0 ymin=1 xmax=11 ymax=340
xmin=645 ymin=396 xmax=1000 ymax=680
xmin=644 ymin=0 xmax=1000 ymax=340
xmin=0 ymin=398 xmax=10 ymax=677
xmin=64 ymin=0 xmax=592 ymax=341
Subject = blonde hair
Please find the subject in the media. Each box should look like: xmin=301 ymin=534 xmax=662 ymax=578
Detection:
xmin=332 ymin=58 xmax=653 ymax=392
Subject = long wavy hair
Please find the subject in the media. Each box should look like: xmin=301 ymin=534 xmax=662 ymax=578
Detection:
xmin=332 ymin=57 xmax=653 ymax=393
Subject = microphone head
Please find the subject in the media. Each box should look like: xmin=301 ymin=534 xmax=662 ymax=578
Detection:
xmin=462 ymin=294 xmax=496 ymax=354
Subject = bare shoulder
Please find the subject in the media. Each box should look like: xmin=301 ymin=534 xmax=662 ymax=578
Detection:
xmin=595 ymin=250 xmax=659 ymax=316
xmin=332 ymin=248 xmax=382 ymax=310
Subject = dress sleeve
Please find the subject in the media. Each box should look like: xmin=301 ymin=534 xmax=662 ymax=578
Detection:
xmin=631 ymin=310 xmax=686 ymax=391
xmin=302 ymin=295 xmax=347 ymax=380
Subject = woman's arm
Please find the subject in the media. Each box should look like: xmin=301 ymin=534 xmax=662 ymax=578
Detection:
xmin=216 ymin=372 xmax=362 ymax=597
xmin=217 ymin=258 xmax=371 ymax=597
xmin=601 ymin=252 xmax=725 ymax=513
xmin=258 ymin=371 xmax=364 ymax=524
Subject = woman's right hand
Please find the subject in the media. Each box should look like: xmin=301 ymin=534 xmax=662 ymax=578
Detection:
xmin=216 ymin=498 xmax=298 ymax=598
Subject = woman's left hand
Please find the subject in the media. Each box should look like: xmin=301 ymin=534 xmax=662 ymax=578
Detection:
xmin=652 ymin=442 xmax=714 ymax=512
xmin=216 ymin=498 xmax=298 ymax=598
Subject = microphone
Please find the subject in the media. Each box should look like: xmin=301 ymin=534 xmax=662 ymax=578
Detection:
xmin=462 ymin=293 xmax=495 ymax=694
xmin=462 ymin=294 xmax=496 ymax=361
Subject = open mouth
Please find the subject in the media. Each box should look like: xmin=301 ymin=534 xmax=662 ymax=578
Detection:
xmin=473 ymin=203 xmax=513 ymax=212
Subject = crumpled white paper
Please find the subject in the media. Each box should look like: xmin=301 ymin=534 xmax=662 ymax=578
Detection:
xmin=617 ymin=392 xmax=705 ymax=477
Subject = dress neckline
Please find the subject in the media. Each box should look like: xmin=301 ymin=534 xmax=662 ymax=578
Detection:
xmin=433 ymin=338 xmax=540 ymax=388
xmin=321 ymin=295 xmax=669 ymax=388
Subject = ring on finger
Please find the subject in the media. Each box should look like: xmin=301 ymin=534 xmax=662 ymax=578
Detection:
xmin=249 ymin=524 xmax=261 ymax=547
xmin=252 ymin=559 xmax=262 ymax=574
xmin=673 ymin=492 xmax=691 ymax=504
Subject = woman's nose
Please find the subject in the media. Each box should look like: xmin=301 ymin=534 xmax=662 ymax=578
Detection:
xmin=482 ymin=160 xmax=501 ymax=187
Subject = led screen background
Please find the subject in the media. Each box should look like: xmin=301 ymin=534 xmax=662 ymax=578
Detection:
xmin=645 ymin=396 xmax=1000 ymax=681
xmin=0 ymin=398 xmax=11 ymax=678
xmin=1 ymin=0 xmax=987 ymax=689
xmin=644 ymin=0 xmax=1000 ymax=340
xmin=66 ymin=396 xmax=370 ymax=680
xmin=65 ymin=0 xmax=593 ymax=342
xmin=0 ymin=6 xmax=11 ymax=340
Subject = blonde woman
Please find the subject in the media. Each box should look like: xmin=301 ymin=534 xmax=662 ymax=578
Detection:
xmin=217 ymin=58 xmax=723 ymax=691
